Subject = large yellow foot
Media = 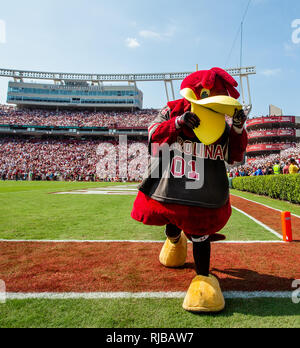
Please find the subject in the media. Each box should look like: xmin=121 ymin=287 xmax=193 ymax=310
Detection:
xmin=183 ymin=275 xmax=225 ymax=313
xmin=159 ymin=232 xmax=187 ymax=268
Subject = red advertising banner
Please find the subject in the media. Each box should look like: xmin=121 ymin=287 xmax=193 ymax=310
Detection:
xmin=248 ymin=129 xmax=296 ymax=139
xmin=246 ymin=116 xmax=296 ymax=128
xmin=247 ymin=143 xmax=294 ymax=152
xmin=247 ymin=157 xmax=258 ymax=163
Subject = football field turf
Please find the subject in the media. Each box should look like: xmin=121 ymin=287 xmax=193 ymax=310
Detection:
xmin=0 ymin=181 xmax=299 ymax=328
xmin=0 ymin=181 xmax=280 ymax=241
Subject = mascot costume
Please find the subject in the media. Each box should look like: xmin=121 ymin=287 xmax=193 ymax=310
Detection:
xmin=131 ymin=67 xmax=248 ymax=313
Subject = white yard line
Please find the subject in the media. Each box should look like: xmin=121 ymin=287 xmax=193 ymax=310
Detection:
xmin=5 ymin=291 xmax=292 ymax=300
xmin=231 ymin=194 xmax=300 ymax=219
xmin=53 ymin=186 xmax=139 ymax=195
xmin=232 ymin=206 xmax=283 ymax=240
xmin=0 ymin=239 xmax=284 ymax=244
xmin=214 ymin=241 xmax=284 ymax=244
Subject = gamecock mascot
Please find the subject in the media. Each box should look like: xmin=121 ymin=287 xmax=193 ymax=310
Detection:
xmin=131 ymin=67 xmax=248 ymax=313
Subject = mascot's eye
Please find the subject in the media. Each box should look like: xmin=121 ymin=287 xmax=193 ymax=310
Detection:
xmin=200 ymin=88 xmax=210 ymax=99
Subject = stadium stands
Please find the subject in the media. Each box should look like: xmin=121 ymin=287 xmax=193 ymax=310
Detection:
xmin=246 ymin=115 xmax=300 ymax=159
xmin=0 ymin=105 xmax=157 ymax=129
xmin=0 ymin=136 xmax=148 ymax=182
xmin=1 ymin=104 xmax=300 ymax=182
xmin=0 ymin=105 xmax=154 ymax=182
xmin=229 ymin=144 xmax=300 ymax=177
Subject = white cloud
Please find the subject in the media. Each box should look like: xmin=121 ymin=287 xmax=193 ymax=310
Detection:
xmin=164 ymin=25 xmax=176 ymax=38
xmin=139 ymin=26 xmax=176 ymax=41
xmin=139 ymin=30 xmax=162 ymax=40
xmin=125 ymin=38 xmax=140 ymax=48
xmin=261 ymin=68 xmax=281 ymax=77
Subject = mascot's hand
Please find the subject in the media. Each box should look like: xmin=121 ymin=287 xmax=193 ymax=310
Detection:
xmin=176 ymin=112 xmax=200 ymax=130
xmin=232 ymin=109 xmax=247 ymax=129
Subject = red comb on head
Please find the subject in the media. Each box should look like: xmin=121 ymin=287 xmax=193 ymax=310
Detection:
xmin=181 ymin=67 xmax=240 ymax=100
xmin=210 ymin=67 xmax=238 ymax=88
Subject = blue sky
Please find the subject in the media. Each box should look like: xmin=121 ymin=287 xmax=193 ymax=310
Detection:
xmin=0 ymin=0 xmax=300 ymax=116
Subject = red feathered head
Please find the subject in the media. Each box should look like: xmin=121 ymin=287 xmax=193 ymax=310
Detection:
xmin=181 ymin=67 xmax=240 ymax=100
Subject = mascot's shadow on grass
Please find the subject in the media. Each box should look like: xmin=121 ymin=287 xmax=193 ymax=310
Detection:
xmin=132 ymin=67 xmax=249 ymax=313
xmin=213 ymin=268 xmax=295 ymax=293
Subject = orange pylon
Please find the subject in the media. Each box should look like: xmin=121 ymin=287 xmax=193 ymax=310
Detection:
xmin=281 ymin=212 xmax=293 ymax=242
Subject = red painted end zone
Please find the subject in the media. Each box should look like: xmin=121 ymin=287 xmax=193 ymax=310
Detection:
xmin=0 ymin=242 xmax=299 ymax=293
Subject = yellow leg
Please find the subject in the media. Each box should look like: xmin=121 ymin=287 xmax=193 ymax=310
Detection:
xmin=183 ymin=275 xmax=225 ymax=313
xmin=159 ymin=232 xmax=187 ymax=268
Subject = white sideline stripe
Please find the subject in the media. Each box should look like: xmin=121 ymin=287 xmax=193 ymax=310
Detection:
xmin=231 ymin=194 xmax=300 ymax=219
xmin=214 ymin=241 xmax=283 ymax=244
xmin=0 ymin=239 xmax=284 ymax=244
xmin=5 ymin=291 xmax=292 ymax=300
xmin=232 ymin=206 xmax=283 ymax=240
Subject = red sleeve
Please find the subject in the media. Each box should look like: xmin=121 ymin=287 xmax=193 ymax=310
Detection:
xmin=151 ymin=118 xmax=180 ymax=146
xmin=227 ymin=127 xmax=248 ymax=165
xmin=148 ymin=106 xmax=181 ymax=146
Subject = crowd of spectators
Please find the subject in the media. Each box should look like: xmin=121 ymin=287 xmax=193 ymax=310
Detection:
xmin=1 ymin=104 xmax=300 ymax=182
xmin=0 ymin=105 xmax=158 ymax=129
xmin=248 ymin=127 xmax=295 ymax=132
xmin=0 ymin=136 xmax=148 ymax=182
xmin=248 ymin=140 xmax=295 ymax=145
xmin=1 ymin=134 xmax=299 ymax=182
xmin=229 ymin=144 xmax=300 ymax=177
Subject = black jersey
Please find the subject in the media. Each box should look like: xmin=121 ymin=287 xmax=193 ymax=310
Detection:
xmin=139 ymin=108 xmax=230 ymax=208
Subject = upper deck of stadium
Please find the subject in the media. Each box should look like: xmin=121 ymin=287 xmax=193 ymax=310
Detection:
xmin=0 ymin=66 xmax=256 ymax=110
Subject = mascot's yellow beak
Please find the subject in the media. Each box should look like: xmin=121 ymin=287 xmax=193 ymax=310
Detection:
xmin=180 ymin=88 xmax=242 ymax=145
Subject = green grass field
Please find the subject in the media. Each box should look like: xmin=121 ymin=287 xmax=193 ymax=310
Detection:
xmin=0 ymin=181 xmax=299 ymax=329
xmin=1 ymin=299 xmax=299 ymax=328
xmin=231 ymin=189 xmax=300 ymax=216
xmin=0 ymin=181 xmax=279 ymax=241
